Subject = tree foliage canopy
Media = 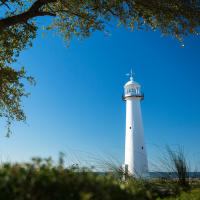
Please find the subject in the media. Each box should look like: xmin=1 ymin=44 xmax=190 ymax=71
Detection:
xmin=0 ymin=0 xmax=200 ymax=135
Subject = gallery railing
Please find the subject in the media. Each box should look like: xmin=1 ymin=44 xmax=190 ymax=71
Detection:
xmin=122 ymin=92 xmax=144 ymax=100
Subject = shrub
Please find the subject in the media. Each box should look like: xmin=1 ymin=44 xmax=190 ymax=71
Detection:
xmin=0 ymin=156 xmax=199 ymax=200
xmin=0 ymin=158 xmax=150 ymax=200
xmin=158 ymin=189 xmax=200 ymax=200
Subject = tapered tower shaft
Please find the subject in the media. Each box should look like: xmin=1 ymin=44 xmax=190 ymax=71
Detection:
xmin=123 ymin=75 xmax=148 ymax=177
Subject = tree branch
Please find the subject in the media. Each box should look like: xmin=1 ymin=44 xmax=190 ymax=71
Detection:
xmin=0 ymin=0 xmax=10 ymax=9
xmin=0 ymin=0 xmax=57 ymax=32
xmin=53 ymin=8 xmax=103 ymax=25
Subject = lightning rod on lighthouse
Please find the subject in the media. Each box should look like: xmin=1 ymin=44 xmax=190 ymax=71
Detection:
xmin=122 ymin=70 xmax=148 ymax=177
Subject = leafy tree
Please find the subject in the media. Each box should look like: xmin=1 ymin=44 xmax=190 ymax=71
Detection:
xmin=0 ymin=0 xmax=200 ymax=135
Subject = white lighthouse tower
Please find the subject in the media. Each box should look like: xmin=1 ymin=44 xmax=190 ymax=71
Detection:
xmin=122 ymin=70 xmax=148 ymax=177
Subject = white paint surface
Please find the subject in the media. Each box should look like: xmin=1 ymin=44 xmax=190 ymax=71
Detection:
xmin=123 ymin=78 xmax=148 ymax=177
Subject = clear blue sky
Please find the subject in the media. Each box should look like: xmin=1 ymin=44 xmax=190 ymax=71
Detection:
xmin=0 ymin=22 xmax=200 ymax=170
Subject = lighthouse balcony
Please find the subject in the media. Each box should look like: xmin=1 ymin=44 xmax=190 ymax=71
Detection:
xmin=122 ymin=92 xmax=144 ymax=100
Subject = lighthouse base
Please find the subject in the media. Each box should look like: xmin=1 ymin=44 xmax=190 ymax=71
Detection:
xmin=122 ymin=164 xmax=149 ymax=178
xmin=122 ymin=164 xmax=128 ymax=173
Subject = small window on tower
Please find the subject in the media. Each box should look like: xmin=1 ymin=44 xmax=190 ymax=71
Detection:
xmin=141 ymin=146 xmax=144 ymax=150
xmin=130 ymin=126 xmax=131 ymax=129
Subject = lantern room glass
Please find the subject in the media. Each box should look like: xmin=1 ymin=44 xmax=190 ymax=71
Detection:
xmin=125 ymin=87 xmax=141 ymax=97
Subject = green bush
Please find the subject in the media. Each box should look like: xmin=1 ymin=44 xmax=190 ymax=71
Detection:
xmin=158 ymin=190 xmax=200 ymax=200
xmin=0 ymin=158 xmax=151 ymax=200
xmin=0 ymin=157 xmax=199 ymax=200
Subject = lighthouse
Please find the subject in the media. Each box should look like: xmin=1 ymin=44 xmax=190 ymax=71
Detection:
xmin=122 ymin=70 xmax=148 ymax=177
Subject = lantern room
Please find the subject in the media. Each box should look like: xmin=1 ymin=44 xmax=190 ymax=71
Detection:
xmin=123 ymin=76 xmax=144 ymax=100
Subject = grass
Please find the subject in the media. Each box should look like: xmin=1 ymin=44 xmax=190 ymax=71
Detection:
xmin=0 ymin=147 xmax=199 ymax=199
xmin=95 ymin=145 xmax=200 ymax=199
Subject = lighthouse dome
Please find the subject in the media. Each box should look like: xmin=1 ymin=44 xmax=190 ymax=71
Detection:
xmin=124 ymin=77 xmax=141 ymax=88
